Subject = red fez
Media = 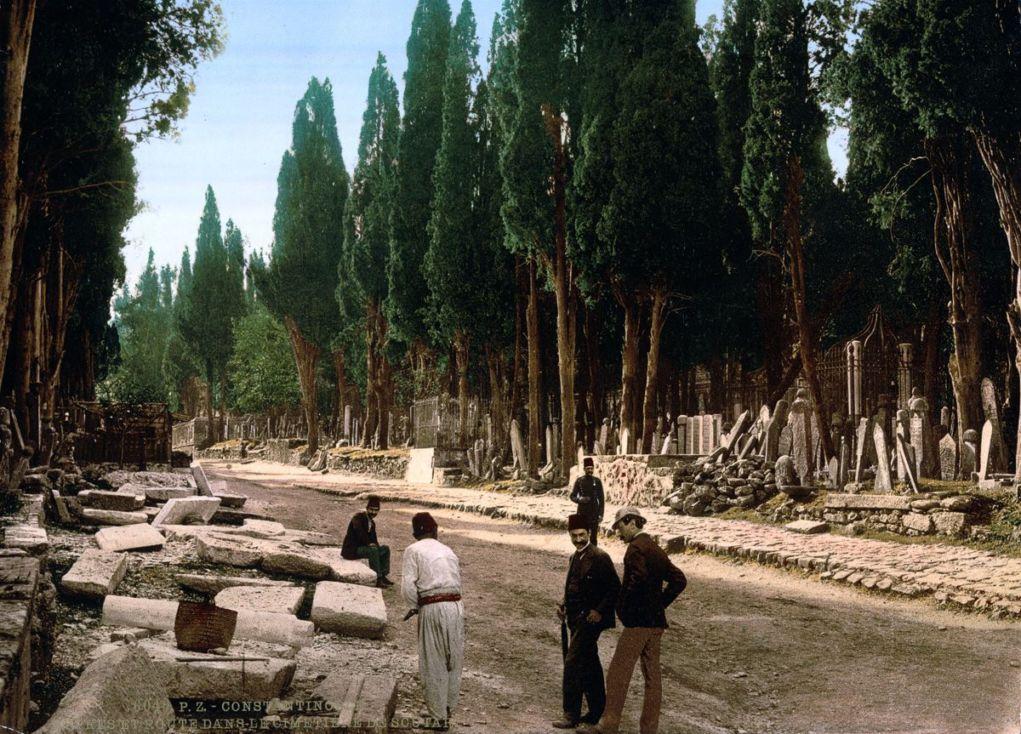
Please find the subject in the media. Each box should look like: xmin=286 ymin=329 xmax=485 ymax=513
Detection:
xmin=366 ymin=495 xmax=381 ymax=508
xmin=412 ymin=512 xmax=438 ymax=537
xmin=567 ymin=514 xmax=588 ymax=531
xmin=583 ymin=457 xmax=594 ymax=468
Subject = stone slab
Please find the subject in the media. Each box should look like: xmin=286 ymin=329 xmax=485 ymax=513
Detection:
xmin=176 ymin=573 xmax=298 ymax=596
xmin=151 ymin=495 xmax=221 ymax=528
xmin=81 ymin=508 xmax=150 ymax=526
xmin=78 ymin=489 xmax=145 ymax=512
xmin=191 ymin=462 xmax=214 ymax=496
xmin=824 ymin=494 xmax=911 ymax=511
xmin=213 ymin=492 xmax=248 ymax=509
xmin=195 ymin=533 xmax=264 ymax=567
xmin=215 ymin=585 xmax=305 ymax=615
xmin=932 ymin=511 xmax=968 ymax=537
xmin=117 ymin=482 xmax=194 ymax=502
xmin=136 ymin=637 xmax=296 ymax=699
xmin=327 ymin=555 xmax=377 ymax=586
xmin=3 ymin=524 xmax=48 ymax=553
xmin=311 ymin=581 xmax=387 ymax=639
xmin=784 ymin=520 xmax=828 ymax=534
xmin=238 ymin=519 xmax=287 ymax=538
xmin=94 ymin=523 xmax=165 ymax=552
xmin=61 ymin=549 xmax=129 ymax=599
xmin=262 ymin=548 xmax=333 ymax=579
xmin=34 ymin=645 xmax=174 ymax=734
xmin=309 ymin=672 xmax=398 ymax=733
xmin=102 ymin=470 xmax=191 ymax=489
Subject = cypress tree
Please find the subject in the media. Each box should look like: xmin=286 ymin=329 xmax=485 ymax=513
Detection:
xmin=339 ymin=55 xmax=400 ymax=448
xmin=164 ymin=247 xmax=202 ymax=415
xmin=251 ymin=78 xmax=349 ymax=455
xmin=386 ymin=0 xmax=451 ymax=367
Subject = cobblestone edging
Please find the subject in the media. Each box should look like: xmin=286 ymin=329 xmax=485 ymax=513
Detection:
xmin=296 ymin=481 xmax=1021 ymax=620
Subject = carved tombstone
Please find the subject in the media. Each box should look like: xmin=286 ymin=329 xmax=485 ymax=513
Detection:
xmin=939 ymin=433 xmax=958 ymax=480
xmin=725 ymin=410 xmax=752 ymax=455
xmin=980 ymin=378 xmax=1007 ymax=473
xmin=778 ymin=425 xmax=793 ymax=459
xmin=660 ymin=432 xmax=672 ymax=455
xmin=872 ymin=422 xmax=893 ymax=492
xmin=979 ymin=420 xmax=995 ymax=481
xmin=838 ymin=435 xmax=850 ymax=488
xmin=597 ymin=419 xmax=609 ymax=455
xmin=676 ymin=416 xmax=687 ymax=455
xmin=895 ymin=432 xmax=920 ymax=493
xmin=894 ymin=409 xmax=911 ymax=482
xmin=908 ymin=388 xmax=938 ymax=479
xmin=788 ymin=389 xmax=814 ymax=485
xmin=619 ymin=427 xmax=631 ymax=455
xmin=960 ymin=428 xmax=978 ymax=479
xmin=763 ymin=399 xmax=789 ymax=462
xmin=854 ymin=417 xmax=873 ymax=483
xmin=510 ymin=419 xmax=527 ymax=475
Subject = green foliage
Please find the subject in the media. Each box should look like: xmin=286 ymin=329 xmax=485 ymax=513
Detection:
xmin=253 ymin=78 xmax=348 ymax=350
xmin=385 ymin=0 xmax=452 ymax=349
xmin=227 ymin=304 xmax=301 ymax=414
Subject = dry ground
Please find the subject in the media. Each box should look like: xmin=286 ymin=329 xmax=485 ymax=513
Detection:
xmin=202 ymin=462 xmax=1021 ymax=734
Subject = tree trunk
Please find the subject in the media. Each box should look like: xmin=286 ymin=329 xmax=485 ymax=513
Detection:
xmin=486 ymin=345 xmax=506 ymax=463
xmin=454 ymin=329 xmax=469 ymax=445
xmin=204 ymin=364 xmax=216 ymax=442
xmin=582 ymin=303 xmax=603 ymax=451
xmin=0 ymin=0 xmax=36 ymax=386
xmin=284 ymin=316 xmax=321 ymax=455
xmin=921 ymin=295 xmax=944 ymax=409
xmin=377 ymin=354 xmax=391 ymax=450
xmin=640 ymin=289 xmax=667 ymax=453
xmin=509 ymin=256 xmax=525 ymax=422
xmin=784 ymin=155 xmax=834 ymax=461
xmin=332 ymin=349 xmax=347 ymax=437
xmin=526 ymin=259 xmax=541 ymax=477
xmin=618 ymin=295 xmax=641 ymax=454
xmin=928 ymin=136 xmax=985 ymax=452
xmin=362 ymin=303 xmax=379 ymax=448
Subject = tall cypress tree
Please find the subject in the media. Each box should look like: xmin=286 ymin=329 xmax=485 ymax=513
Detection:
xmin=164 ymin=247 xmax=202 ymax=414
xmin=252 ymin=78 xmax=349 ymax=455
xmin=339 ymin=55 xmax=400 ymax=448
xmin=385 ymin=0 xmax=451 ymax=368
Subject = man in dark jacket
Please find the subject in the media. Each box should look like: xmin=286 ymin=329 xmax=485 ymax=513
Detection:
xmin=552 ymin=514 xmax=620 ymax=729
xmin=569 ymin=457 xmax=605 ymax=545
xmin=341 ymin=495 xmax=393 ymax=587
xmin=578 ymin=507 xmax=686 ymax=734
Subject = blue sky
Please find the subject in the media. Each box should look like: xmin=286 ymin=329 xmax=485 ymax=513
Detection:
xmin=123 ymin=0 xmax=846 ymax=286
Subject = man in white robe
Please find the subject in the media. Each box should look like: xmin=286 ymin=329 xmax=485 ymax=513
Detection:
xmin=401 ymin=512 xmax=465 ymax=731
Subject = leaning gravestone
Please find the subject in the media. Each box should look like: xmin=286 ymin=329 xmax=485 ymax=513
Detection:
xmin=960 ymin=428 xmax=979 ymax=479
xmin=939 ymin=433 xmax=958 ymax=480
xmin=895 ymin=433 xmax=920 ymax=493
xmin=872 ymin=422 xmax=893 ymax=491
xmin=908 ymin=388 xmax=938 ymax=479
xmin=789 ymin=389 xmax=814 ymax=486
xmin=763 ymin=401 xmax=785 ymax=462
xmin=980 ymin=378 xmax=1007 ymax=473
xmin=191 ymin=463 xmax=213 ymax=497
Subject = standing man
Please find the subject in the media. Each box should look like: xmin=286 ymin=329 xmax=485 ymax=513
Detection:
xmin=341 ymin=495 xmax=393 ymax=588
xmin=401 ymin=512 xmax=464 ymax=732
xmin=552 ymin=514 xmax=620 ymax=730
xmin=578 ymin=507 xmax=687 ymax=734
xmin=570 ymin=457 xmax=605 ymax=545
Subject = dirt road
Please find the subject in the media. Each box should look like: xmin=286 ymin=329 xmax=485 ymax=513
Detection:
xmin=208 ymin=462 xmax=1021 ymax=734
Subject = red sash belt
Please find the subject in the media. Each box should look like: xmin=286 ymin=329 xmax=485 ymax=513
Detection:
xmin=419 ymin=593 xmax=461 ymax=606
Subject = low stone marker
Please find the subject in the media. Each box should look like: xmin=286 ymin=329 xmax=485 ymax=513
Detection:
xmin=939 ymin=433 xmax=958 ymax=480
xmin=151 ymin=496 xmax=221 ymax=528
xmin=95 ymin=523 xmax=165 ymax=552
xmin=135 ymin=637 xmax=296 ymax=699
xmin=215 ymin=585 xmax=305 ymax=615
xmin=101 ymin=595 xmax=314 ymax=647
xmin=176 ymin=573 xmax=297 ymax=596
xmin=311 ymin=581 xmax=387 ymax=639
xmin=81 ymin=509 xmax=150 ymax=526
xmin=61 ymin=549 xmax=129 ymax=599
xmin=78 ymin=490 xmax=144 ymax=512
xmin=784 ymin=520 xmax=828 ymax=534
xmin=117 ymin=482 xmax=193 ymax=502
xmin=34 ymin=645 xmax=174 ymax=734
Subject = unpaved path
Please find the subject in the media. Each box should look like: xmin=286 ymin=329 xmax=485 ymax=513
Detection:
xmin=208 ymin=461 xmax=1021 ymax=734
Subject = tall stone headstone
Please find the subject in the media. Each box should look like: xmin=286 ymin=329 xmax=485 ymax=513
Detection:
xmin=619 ymin=427 xmax=631 ymax=455
xmin=545 ymin=425 xmax=555 ymax=466
xmin=676 ymin=416 xmax=687 ymax=455
xmin=826 ymin=456 xmax=840 ymax=489
xmin=872 ymin=422 xmax=893 ymax=492
xmin=939 ymin=433 xmax=958 ymax=480
xmin=763 ymin=399 xmax=789 ymax=462
xmin=598 ymin=420 xmax=609 ymax=456
xmin=778 ymin=425 xmax=793 ymax=458
xmin=510 ymin=420 xmax=527 ymax=475
xmin=894 ymin=409 xmax=911 ymax=482
xmin=979 ymin=420 xmax=994 ymax=481
xmin=908 ymin=388 xmax=938 ymax=479
xmin=961 ymin=428 xmax=978 ymax=479
xmin=789 ymin=389 xmax=814 ymax=485
xmin=702 ymin=416 xmax=713 ymax=454
xmin=837 ymin=435 xmax=850 ymax=488
xmin=980 ymin=378 xmax=1007 ymax=473
xmin=687 ymin=416 xmax=697 ymax=454
xmin=895 ymin=433 xmax=920 ymax=493
xmin=343 ymin=405 xmax=352 ymax=439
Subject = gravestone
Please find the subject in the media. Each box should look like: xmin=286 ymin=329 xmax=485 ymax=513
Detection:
xmin=763 ymin=399 xmax=789 ymax=462
xmin=620 ymin=427 xmax=631 ymax=455
xmin=895 ymin=433 xmax=920 ymax=493
xmin=826 ymin=457 xmax=839 ymax=489
xmin=775 ymin=455 xmax=798 ymax=485
xmin=676 ymin=417 xmax=687 ymax=455
xmin=688 ymin=416 xmax=699 ymax=454
xmin=713 ymin=414 xmax=724 ymax=451
xmin=894 ymin=410 xmax=910 ymax=482
xmin=979 ymin=420 xmax=995 ymax=481
xmin=778 ymin=425 xmax=793 ymax=458
xmin=854 ymin=417 xmax=874 ymax=483
xmin=545 ymin=425 xmax=554 ymax=466
xmin=598 ymin=420 xmax=609 ymax=455
xmin=510 ymin=420 xmax=527 ymax=475
xmin=940 ymin=406 xmax=951 ymax=432
xmin=725 ymin=411 xmax=752 ymax=454
xmin=939 ymin=433 xmax=958 ymax=480
xmin=872 ymin=422 xmax=893 ymax=492
xmin=908 ymin=388 xmax=938 ymax=478
xmin=789 ymin=389 xmax=814 ymax=486
xmin=980 ymin=378 xmax=1007 ymax=473
xmin=343 ymin=405 xmax=351 ymax=438
xmin=961 ymin=428 xmax=978 ymax=478
xmin=660 ymin=433 xmax=672 ymax=454
xmin=702 ymin=417 xmax=714 ymax=454
xmin=837 ymin=436 xmax=850 ymax=488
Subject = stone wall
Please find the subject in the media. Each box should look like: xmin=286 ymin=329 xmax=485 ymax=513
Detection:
xmin=569 ymin=455 xmax=688 ymax=507
xmin=198 ymin=440 xmax=409 ymax=480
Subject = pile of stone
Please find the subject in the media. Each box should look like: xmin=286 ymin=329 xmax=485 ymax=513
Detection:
xmin=664 ymin=454 xmax=781 ymax=516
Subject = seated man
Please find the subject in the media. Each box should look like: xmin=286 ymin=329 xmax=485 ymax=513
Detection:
xmin=341 ymin=495 xmax=393 ymax=587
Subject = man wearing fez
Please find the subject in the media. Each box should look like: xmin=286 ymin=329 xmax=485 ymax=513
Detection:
xmin=578 ymin=507 xmax=687 ymax=734
xmin=570 ymin=457 xmax=605 ymax=545
xmin=401 ymin=512 xmax=465 ymax=732
xmin=341 ymin=495 xmax=393 ymax=588
xmin=552 ymin=514 xmax=620 ymax=730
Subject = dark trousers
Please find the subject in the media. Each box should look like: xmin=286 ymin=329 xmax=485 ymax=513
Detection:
xmin=356 ymin=545 xmax=390 ymax=579
xmin=562 ymin=621 xmax=606 ymax=723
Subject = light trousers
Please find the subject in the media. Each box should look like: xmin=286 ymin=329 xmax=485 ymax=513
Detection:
xmin=418 ymin=600 xmax=465 ymax=723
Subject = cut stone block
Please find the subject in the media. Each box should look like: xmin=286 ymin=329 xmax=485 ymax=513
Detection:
xmin=262 ymin=548 xmax=333 ymax=579
xmin=151 ymin=495 xmax=221 ymax=528
xmin=307 ymin=672 xmax=398 ymax=734
xmin=191 ymin=462 xmax=213 ymax=496
xmin=195 ymin=533 xmax=264 ymax=567
xmin=238 ymin=519 xmax=287 ymax=537
xmin=61 ymin=549 xmax=129 ymax=599
xmin=215 ymin=585 xmax=305 ymax=615
xmin=102 ymin=595 xmax=314 ymax=648
xmin=784 ymin=520 xmax=828 ymax=534
xmin=78 ymin=489 xmax=144 ymax=512
xmin=34 ymin=645 xmax=174 ymax=734
xmin=824 ymin=494 xmax=911 ymax=511
xmin=3 ymin=524 xmax=48 ymax=553
xmin=176 ymin=573 xmax=297 ymax=596
xmin=932 ymin=511 xmax=968 ymax=537
xmin=311 ymin=581 xmax=387 ymax=639
xmin=103 ymin=470 xmax=191 ymax=488
xmin=136 ymin=637 xmax=296 ymax=699
xmin=81 ymin=508 xmax=150 ymax=526
xmin=902 ymin=512 xmax=934 ymax=534
xmin=327 ymin=555 xmax=377 ymax=586
xmin=117 ymin=482 xmax=194 ymax=502
xmin=95 ymin=523 xmax=165 ymax=552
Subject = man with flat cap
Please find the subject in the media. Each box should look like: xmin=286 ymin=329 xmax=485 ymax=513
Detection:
xmin=341 ymin=495 xmax=393 ymax=587
xmin=552 ymin=514 xmax=620 ymax=730
xmin=401 ymin=512 xmax=464 ymax=732
xmin=570 ymin=457 xmax=605 ymax=545
xmin=578 ymin=507 xmax=687 ymax=734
